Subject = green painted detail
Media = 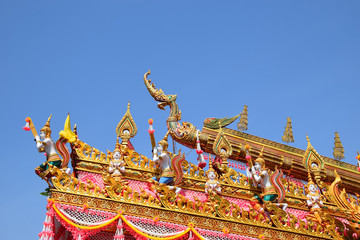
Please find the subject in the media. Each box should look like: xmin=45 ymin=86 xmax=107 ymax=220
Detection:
xmin=203 ymin=114 xmax=240 ymax=129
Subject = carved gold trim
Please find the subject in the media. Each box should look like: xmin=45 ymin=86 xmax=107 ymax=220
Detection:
xmin=116 ymin=102 xmax=137 ymax=144
xmin=51 ymin=191 xmax=333 ymax=240
xmin=71 ymin=141 xmax=342 ymax=215
xmin=215 ymin=127 xmax=359 ymax=174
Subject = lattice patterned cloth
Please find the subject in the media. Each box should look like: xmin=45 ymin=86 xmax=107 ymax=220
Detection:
xmin=124 ymin=215 xmax=260 ymax=240
xmin=287 ymin=208 xmax=308 ymax=221
xmin=87 ymin=231 xmax=115 ymax=240
xmin=196 ymin=227 xmax=259 ymax=240
xmin=56 ymin=203 xmax=116 ymax=225
xmin=180 ymin=189 xmax=207 ymax=202
xmin=224 ymin=196 xmax=250 ymax=211
xmin=126 ymin=215 xmax=186 ymax=235
xmin=78 ymin=171 xmax=105 ymax=189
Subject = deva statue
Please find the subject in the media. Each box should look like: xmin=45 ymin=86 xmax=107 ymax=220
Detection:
xmin=24 ymin=114 xmax=76 ymax=185
xmin=149 ymin=132 xmax=185 ymax=194
xmin=34 ymin=115 xmax=62 ymax=178
xmin=108 ymin=138 xmax=126 ymax=180
xmin=246 ymin=147 xmax=288 ymax=215
xmin=205 ymin=164 xmax=221 ymax=196
xmin=306 ymin=170 xmax=324 ymax=224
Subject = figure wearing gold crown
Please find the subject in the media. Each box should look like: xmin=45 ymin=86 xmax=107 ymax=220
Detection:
xmin=152 ymin=133 xmax=174 ymax=184
xmin=246 ymin=147 xmax=288 ymax=214
xmin=24 ymin=114 xmax=76 ymax=184
xmin=149 ymin=131 xmax=185 ymax=194
xmin=205 ymin=164 xmax=221 ymax=196
xmin=108 ymin=138 xmax=126 ymax=181
xmin=306 ymin=170 xmax=324 ymax=225
xmin=33 ymin=115 xmax=62 ymax=179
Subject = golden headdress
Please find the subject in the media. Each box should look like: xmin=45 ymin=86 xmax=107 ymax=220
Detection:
xmin=40 ymin=114 xmax=52 ymax=137
xmin=158 ymin=131 xmax=170 ymax=151
xmin=114 ymin=137 xmax=121 ymax=153
xmin=206 ymin=163 xmax=217 ymax=177
xmin=254 ymin=146 xmax=265 ymax=168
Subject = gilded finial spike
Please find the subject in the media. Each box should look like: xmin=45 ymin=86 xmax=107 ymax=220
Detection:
xmin=282 ymin=117 xmax=294 ymax=143
xmin=237 ymin=105 xmax=248 ymax=131
xmin=333 ymin=132 xmax=345 ymax=160
xmin=127 ymin=101 xmax=130 ymax=110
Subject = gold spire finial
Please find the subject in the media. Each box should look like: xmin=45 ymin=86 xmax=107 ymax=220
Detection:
xmin=333 ymin=132 xmax=345 ymax=160
xmin=237 ymin=105 xmax=248 ymax=131
xmin=282 ymin=117 xmax=294 ymax=143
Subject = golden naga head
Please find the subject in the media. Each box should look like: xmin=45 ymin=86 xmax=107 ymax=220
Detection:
xmin=143 ymin=70 xmax=177 ymax=103
xmin=40 ymin=114 xmax=52 ymax=138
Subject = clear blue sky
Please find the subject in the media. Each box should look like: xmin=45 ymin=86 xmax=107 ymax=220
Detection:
xmin=1 ymin=1 xmax=359 ymax=239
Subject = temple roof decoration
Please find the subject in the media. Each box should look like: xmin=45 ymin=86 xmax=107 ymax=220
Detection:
xmin=213 ymin=127 xmax=233 ymax=165
xmin=303 ymin=135 xmax=325 ymax=181
xmin=25 ymin=71 xmax=360 ymax=240
xmin=282 ymin=117 xmax=294 ymax=143
xmin=116 ymin=102 xmax=137 ymax=145
xmin=329 ymin=171 xmax=360 ymax=219
xmin=333 ymin=132 xmax=345 ymax=161
xmin=237 ymin=105 xmax=248 ymax=132
xmin=203 ymin=114 xmax=240 ymax=130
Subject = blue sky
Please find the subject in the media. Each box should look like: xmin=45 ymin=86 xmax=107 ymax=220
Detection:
xmin=1 ymin=1 xmax=360 ymax=239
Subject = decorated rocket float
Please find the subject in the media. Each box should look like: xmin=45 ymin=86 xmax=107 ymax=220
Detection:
xmin=23 ymin=71 xmax=360 ymax=240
